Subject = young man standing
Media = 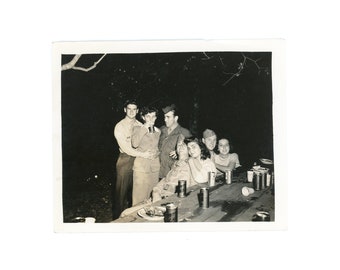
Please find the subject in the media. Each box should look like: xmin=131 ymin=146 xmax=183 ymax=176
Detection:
xmin=158 ymin=104 xmax=192 ymax=179
xmin=112 ymin=100 xmax=152 ymax=219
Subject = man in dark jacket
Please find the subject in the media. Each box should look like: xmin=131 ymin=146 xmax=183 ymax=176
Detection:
xmin=158 ymin=104 xmax=192 ymax=179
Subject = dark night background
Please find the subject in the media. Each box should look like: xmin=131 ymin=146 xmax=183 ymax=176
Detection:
xmin=61 ymin=51 xmax=273 ymax=222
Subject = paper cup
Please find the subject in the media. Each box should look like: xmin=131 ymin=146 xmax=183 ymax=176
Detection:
xmin=247 ymin=170 xmax=254 ymax=182
xmin=242 ymin=186 xmax=255 ymax=197
xmin=85 ymin=217 xmax=96 ymax=223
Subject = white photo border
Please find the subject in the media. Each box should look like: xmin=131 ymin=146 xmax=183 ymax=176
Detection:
xmin=52 ymin=39 xmax=287 ymax=233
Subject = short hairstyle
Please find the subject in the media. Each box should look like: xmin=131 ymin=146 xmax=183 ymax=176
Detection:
xmin=203 ymin=129 xmax=217 ymax=139
xmin=217 ymin=138 xmax=234 ymax=153
xmin=123 ymin=99 xmax=138 ymax=108
xmin=139 ymin=106 xmax=158 ymax=117
xmin=184 ymin=137 xmax=211 ymax=160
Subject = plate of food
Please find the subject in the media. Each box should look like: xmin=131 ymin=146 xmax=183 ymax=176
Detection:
xmin=137 ymin=206 xmax=166 ymax=221
xmin=259 ymin=158 xmax=273 ymax=165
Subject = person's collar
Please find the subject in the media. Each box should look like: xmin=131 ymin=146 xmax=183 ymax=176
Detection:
xmin=168 ymin=123 xmax=179 ymax=133
xmin=124 ymin=116 xmax=136 ymax=123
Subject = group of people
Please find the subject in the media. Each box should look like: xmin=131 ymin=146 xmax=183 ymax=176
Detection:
xmin=112 ymin=99 xmax=241 ymax=219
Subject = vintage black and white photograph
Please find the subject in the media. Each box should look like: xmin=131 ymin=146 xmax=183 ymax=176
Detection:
xmin=53 ymin=40 xmax=286 ymax=232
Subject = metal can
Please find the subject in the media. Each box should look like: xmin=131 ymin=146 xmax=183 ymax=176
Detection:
xmin=271 ymin=172 xmax=275 ymax=195
xmin=208 ymin=171 xmax=216 ymax=187
xmin=225 ymin=170 xmax=233 ymax=185
xmin=178 ymin=180 xmax=187 ymax=198
xmin=199 ymin=187 xmax=209 ymax=209
xmin=164 ymin=203 xmax=178 ymax=222
xmin=253 ymin=171 xmax=261 ymax=191
xmin=260 ymin=170 xmax=266 ymax=190
xmin=266 ymin=172 xmax=272 ymax=187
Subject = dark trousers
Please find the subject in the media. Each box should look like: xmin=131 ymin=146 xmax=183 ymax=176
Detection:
xmin=112 ymin=153 xmax=135 ymax=219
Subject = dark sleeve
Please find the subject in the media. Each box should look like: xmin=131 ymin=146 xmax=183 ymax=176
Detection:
xmin=183 ymin=128 xmax=192 ymax=138
xmin=158 ymin=126 xmax=166 ymax=148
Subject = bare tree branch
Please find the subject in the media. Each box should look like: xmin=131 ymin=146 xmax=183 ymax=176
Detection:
xmin=219 ymin=56 xmax=226 ymax=66
xmin=61 ymin=54 xmax=107 ymax=72
xmin=222 ymin=53 xmax=268 ymax=85
xmin=202 ymin=52 xmax=213 ymax=60
xmin=222 ymin=72 xmax=240 ymax=85
xmin=61 ymin=54 xmax=82 ymax=71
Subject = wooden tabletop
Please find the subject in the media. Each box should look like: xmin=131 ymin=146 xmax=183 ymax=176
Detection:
xmin=112 ymin=172 xmax=274 ymax=223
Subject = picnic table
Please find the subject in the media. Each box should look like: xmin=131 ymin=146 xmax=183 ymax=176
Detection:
xmin=111 ymin=172 xmax=274 ymax=223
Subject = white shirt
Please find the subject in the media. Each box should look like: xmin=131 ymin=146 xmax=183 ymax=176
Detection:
xmin=114 ymin=117 xmax=142 ymax=157
xmin=215 ymin=153 xmax=241 ymax=168
xmin=189 ymin=158 xmax=217 ymax=184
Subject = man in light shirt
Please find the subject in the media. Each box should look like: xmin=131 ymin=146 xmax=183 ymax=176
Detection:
xmin=112 ymin=100 xmax=152 ymax=219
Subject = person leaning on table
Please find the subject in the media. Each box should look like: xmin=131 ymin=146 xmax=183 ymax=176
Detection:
xmin=119 ymin=138 xmax=193 ymax=218
xmin=152 ymin=138 xmax=194 ymax=202
xmin=214 ymin=137 xmax=241 ymax=177
xmin=184 ymin=137 xmax=217 ymax=184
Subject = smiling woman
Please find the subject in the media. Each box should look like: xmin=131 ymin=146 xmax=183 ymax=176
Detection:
xmin=214 ymin=138 xmax=241 ymax=176
xmin=184 ymin=137 xmax=217 ymax=184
